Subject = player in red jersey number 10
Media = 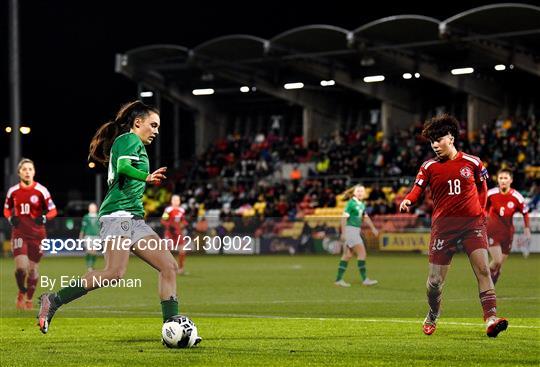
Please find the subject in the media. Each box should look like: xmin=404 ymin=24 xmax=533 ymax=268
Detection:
xmin=161 ymin=195 xmax=189 ymax=275
xmin=3 ymin=158 xmax=57 ymax=310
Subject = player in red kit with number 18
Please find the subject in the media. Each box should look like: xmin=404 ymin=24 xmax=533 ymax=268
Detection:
xmin=3 ymin=158 xmax=57 ymax=310
xmin=487 ymin=168 xmax=531 ymax=284
xmin=399 ymin=115 xmax=507 ymax=338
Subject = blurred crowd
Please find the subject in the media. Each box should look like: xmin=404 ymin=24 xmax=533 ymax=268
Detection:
xmin=188 ymin=121 xmax=431 ymax=181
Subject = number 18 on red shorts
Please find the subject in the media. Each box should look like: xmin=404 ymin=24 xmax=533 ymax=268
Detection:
xmin=429 ymin=222 xmax=488 ymax=265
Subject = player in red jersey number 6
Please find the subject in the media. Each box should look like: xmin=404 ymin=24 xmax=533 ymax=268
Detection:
xmin=399 ymin=114 xmax=507 ymax=338
xmin=486 ymin=168 xmax=531 ymax=284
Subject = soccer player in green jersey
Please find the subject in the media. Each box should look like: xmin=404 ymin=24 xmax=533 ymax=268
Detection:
xmin=79 ymin=202 xmax=100 ymax=271
xmin=335 ymin=185 xmax=379 ymax=287
xmin=37 ymin=101 xmax=197 ymax=343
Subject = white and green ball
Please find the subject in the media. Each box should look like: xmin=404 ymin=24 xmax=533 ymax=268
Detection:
xmin=162 ymin=315 xmax=199 ymax=348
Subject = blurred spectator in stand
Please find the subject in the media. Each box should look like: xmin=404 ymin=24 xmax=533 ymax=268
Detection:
xmin=194 ymin=215 xmax=209 ymax=243
xmin=153 ymin=114 xmax=538 ymax=229
xmin=316 ymin=155 xmax=330 ymax=175
xmin=367 ymin=183 xmax=388 ymax=215
xmin=527 ymin=179 xmax=540 ymax=212
xmin=220 ymin=202 xmax=234 ymax=222
xmin=276 ymin=195 xmax=289 ymax=217
xmin=253 ymin=195 xmax=267 ymax=218
xmin=299 ymin=222 xmax=313 ymax=253
xmin=290 ymin=165 xmax=302 ymax=189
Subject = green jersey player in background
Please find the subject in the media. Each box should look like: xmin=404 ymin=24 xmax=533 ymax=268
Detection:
xmin=79 ymin=202 xmax=100 ymax=271
xmin=335 ymin=185 xmax=380 ymax=287
xmin=37 ymin=101 xmax=198 ymax=344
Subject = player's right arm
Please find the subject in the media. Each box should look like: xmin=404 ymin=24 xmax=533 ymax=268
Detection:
xmin=400 ymin=164 xmax=429 ymax=213
xmin=340 ymin=217 xmax=347 ymax=241
xmin=3 ymin=190 xmax=19 ymax=227
xmin=340 ymin=201 xmax=350 ymax=240
xmin=3 ymin=194 xmax=13 ymax=218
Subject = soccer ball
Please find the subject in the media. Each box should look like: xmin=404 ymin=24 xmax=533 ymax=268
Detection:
xmin=161 ymin=315 xmax=201 ymax=348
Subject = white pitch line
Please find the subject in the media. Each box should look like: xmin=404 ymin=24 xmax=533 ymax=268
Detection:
xmin=186 ymin=313 xmax=540 ymax=329
xmin=67 ymin=295 xmax=540 ymax=308
xmin=62 ymin=308 xmax=540 ymax=329
xmin=183 ymin=296 xmax=540 ymax=305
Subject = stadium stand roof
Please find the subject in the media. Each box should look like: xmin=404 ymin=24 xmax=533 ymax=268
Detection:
xmin=116 ymin=3 xmax=540 ymax=111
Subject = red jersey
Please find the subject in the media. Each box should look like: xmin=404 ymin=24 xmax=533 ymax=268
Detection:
xmin=161 ymin=205 xmax=186 ymax=239
xmin=486 ymin=188 xmax=529 ymax=236
xmin=3 ymin=182 xmax=56 ymax=240
xmin=411 ymin=152 xmax=489 ymax=232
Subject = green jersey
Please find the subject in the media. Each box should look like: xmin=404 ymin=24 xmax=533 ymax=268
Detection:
xmin=99 ymin=133 xmax=149 ymax=218
xmin=81 ymin=213 xmax=100 ymax=236
xmin=344 ymin=198 xmax=366 ymax=228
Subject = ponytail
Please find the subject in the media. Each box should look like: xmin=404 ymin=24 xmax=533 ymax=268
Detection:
xmin=342 ymin=184 xmax=364 ymax=201
xmin=88 ymin=100 xmax=159 ymax=166
xmin=88 ymin=121 xmax=123 ymax=166
xmin=342 ymin=187 xmax=355 ymax=201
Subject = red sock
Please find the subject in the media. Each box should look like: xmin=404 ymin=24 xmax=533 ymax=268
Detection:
xmin=15 ymin=269 xmax=27 ymax=293
xmin=26 ymin=270 xmax=38 ymax=300
xmin=479 ymin=289 xmax=497 ymax=320
xmin=178 ymin=252 xmax=186 ymax=269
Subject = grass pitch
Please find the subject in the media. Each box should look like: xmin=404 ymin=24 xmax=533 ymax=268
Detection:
xmin=1 ymin=253 xmax=539 ymax=366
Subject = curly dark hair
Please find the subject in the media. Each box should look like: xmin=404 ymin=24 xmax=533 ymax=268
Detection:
xmin=422 ymin=114 xmax=460 ymax=141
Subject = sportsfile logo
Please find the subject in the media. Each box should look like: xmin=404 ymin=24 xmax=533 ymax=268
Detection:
xmin=40 ymin=235 xmax=254 ymax=254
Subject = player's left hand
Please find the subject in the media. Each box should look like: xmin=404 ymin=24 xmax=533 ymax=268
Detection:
xmin=524 ymin=227 xmax=531 ymax=239
xmin=372 ymin=229 xmax=379 ymax=237
xmin=8 ymin=216 xmax=20 ymax=227
xmin=34 ymin=215 xmax=47 ymax=225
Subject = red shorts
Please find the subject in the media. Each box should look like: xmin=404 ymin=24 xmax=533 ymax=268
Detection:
xmin=488 ymin=231 xmax=513 ymax=255
xmin=11 ymin=236 xmax=44 ymax=262
xmin=429 ymin=225 xmax=488 ymax=265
